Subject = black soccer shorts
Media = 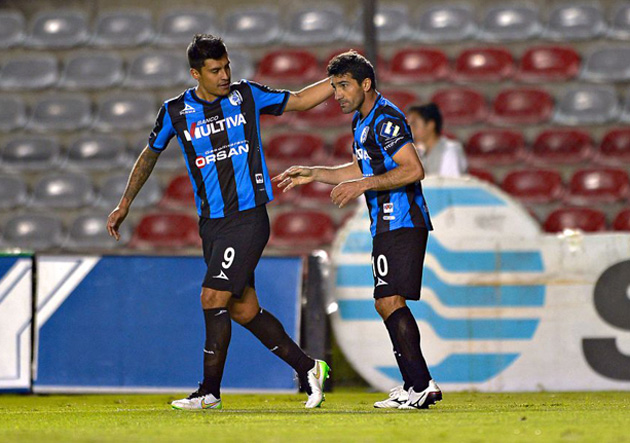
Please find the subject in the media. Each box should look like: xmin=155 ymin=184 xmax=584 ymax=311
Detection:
xmin=198 ymin=205 xmax=270 ymax=298
xmin=371 ymin=227 xmax=429 ymax=300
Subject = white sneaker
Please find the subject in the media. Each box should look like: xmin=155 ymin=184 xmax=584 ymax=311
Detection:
xmin=171 ymin=386 xmax=222 ymax=410
xmin=304 ymin=360 xmax=331 ymax=409
xmin=373 ymin=385 xmax=409 ymax=408
xmin=398 ymin=380 xmax=442 ymax=410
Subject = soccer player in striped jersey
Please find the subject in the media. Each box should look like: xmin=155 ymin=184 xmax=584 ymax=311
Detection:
xmin=106 ymin=34 xmax=331 ymax=410
xmin=274 ymin=51 xmax=442 ymax=410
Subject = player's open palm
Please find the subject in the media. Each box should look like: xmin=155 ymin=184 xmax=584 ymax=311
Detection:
xmin=106 ymin=206 xmax=128 ymax=241
xmin=272 ymin=166 xmax=314 ymax=192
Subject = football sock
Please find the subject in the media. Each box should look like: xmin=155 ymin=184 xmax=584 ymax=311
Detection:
xmin=385 ymin=306 xmax=431 ymax=392
xmin=201 ymin=307 xmax=231 ymax=399
xmin=384 ymin=319 xmax=414 ymax=391
xmin=244 ymin=308 xmax=315 ymax=375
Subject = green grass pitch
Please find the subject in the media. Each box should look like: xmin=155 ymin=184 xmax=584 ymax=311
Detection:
xmin=1 ymin=391 xmax=629 ymax=442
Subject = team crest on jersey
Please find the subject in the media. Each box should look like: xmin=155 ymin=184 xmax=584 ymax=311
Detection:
xmin=383 ymin=202 xmax=394 ymax=214
xmin=228 ymin=90 xmax=243 ymax=106
xmin=360 ymin=127 xmax=369 ymax=144
xmin=380 ymin=121 xmax=401 ymax=138
xmin=179 ymin=103 xmax=196 ymax=115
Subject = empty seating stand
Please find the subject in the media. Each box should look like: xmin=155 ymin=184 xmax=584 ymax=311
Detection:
xmin=30 ymin=93 xmax=92 ymax=132
xmin=0 ymin=175 xmax=28 ymax=209
xmin=608 ymin=4 xmax=630 ymax=40
xmin=516 ymin=46 xmax=581 ymax=82
xmin=502 ymin=169 xmax=564 ymax=204
xmin=1 ymin=136 xmax=61 ymax=170
xmin=350 ymin=4 xmax=413 ymax=43
xmin=3 ymin=214 xmax=64 ymax=250
xmin=131 ymin=213 xmax=200 ymax=249
xmin=98 ymin=174 xmax=162 ymax=209
xmin=554 ymin=86 xmax=620 ymax=125
xmin=389 ymin=48 xmax=450 ymax=84
xmin=565 ymin=168 xmax=630 ymax=205
xmin=0 ymin=10 xmax=25 ymax=48
xmin=64 ymin=134 xmax=127 ymax=170
xmin=66 ymin=212 xmax=130 ymax=249
xmin=430 ymin=88 xmax=487 ymax=126
xmin=479 ymin=5 xmax=541 ymax=41
xmin=223 ymin=8 xmax=281 ymax=47
xmin=265 ymin=133 xmax=325 ymax=168
xmin=529 ymin=129 xmax=594 ymax=165
xmin=256 ymin=50 xmax=320 ymax=85
xmin=0 ymin=55 xmax=58 ymax=90
xmin=489 ymin=88 xmax=553 ymax=126
xmin=284 ymin=5 xmax=348 ymax=45
xmin=544 ymin=5 xmax=606 ymax=40
xmin=92 ymin=9 xmax=154 ymax=47
xmin=31 ymin=173 xmax=94 ymax=208
xmin=612 ymin=209 xmax=630 ymax=231
xmin=269 ymin=210 xmax=335 ymax=249
xmin=594 ymin=129 xmax=630 ymax=165
xmin=126 ymin=52 xmax=188 ymax=89
xmin=60 ymin=53 xmax=124 ymax=90
xmin=159 ymin=174 xmax=195 ymax=209
xmin=465 ymin=129 xmax=524 ymax=166
xmin=94 ymin=94 xmax=155 ymax=131
xmin=544 ymin=207 xmax=607 ymax=233
xmin=453 ymin=47 xmax=515 ymax=83
xmin=26 ymin=10 xmax=89 ymax=48
xmin=0 ymin=95 xmax=27 ymax=131
xmin=414 ymin=5 xmax=477 ymax=42
xmin=156 ymin=10 xmax=218 ymax=47
xmin=581 ymin=48 xmax=630 ymax=82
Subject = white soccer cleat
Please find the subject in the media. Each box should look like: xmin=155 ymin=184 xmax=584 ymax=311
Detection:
xmin=373 ymin=385 xmax=409 ymax=409
xmin=171 ymin=386 xmax=222 ymax=410
xmin=304 ymin=359 xmax=331 ymax=409
xmin=398 ymin=380 xmax=442 ymax=410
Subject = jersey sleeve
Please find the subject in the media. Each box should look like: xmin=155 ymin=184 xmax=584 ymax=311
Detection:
xmin=148 ymin=104 xmax=175 ymax=152
xmin=374 ymin=115 xmax=414 ymax=157
xmin=247 ymin=81 xmax=290 ymax=116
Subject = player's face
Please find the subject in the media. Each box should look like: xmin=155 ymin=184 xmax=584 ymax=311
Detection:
xmin=191 ymin=54 xmax=231 ymax=98
xmin=408 ymin=112 xmax=432 ymax=144
xmin=331 ymin=74 xmax=366 ymax=114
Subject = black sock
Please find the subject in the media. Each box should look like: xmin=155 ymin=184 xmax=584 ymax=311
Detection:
xmin=243 ymin=308 xmax=315 ymax=376
xmin=384 ymin=306 xmax=431 ymax=392
xmin=384 ymin=321 xmax=414 ymax=391
xmin=201 ymin=308 xmax=231 ymax=398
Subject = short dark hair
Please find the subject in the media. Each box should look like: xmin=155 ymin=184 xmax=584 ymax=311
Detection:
xmin=187 ymin=34 xmax=228 ymax=71
xmin=408 ymin=103 xmax=443 ymax=135
xmin=327 ymin=50 xmax=377 ymax=90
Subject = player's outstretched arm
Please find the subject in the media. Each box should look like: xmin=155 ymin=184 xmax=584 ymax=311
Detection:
xmin=106 ymin=146 xmax=160 ymax=240
xmin=272 ymin=158 xmax=363 ymax=192
xmin=283 ymin=77 xmax=333 ymax=112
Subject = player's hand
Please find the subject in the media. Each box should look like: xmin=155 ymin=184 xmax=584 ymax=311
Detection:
xmin=106 ymin=206 xmax=129 ymax=241
xmin=331 ymin=179 xmax=367 ymax=208
xmin=272 ymin=166 xmax=314 ymax=192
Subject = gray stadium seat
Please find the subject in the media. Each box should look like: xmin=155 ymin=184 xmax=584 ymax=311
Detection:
xmin=26 ymin=10 xmax=89 ymax=48
xmin=65 ymin=211 xmax=131 ymax=249
xmin=60 ymin=53 xmax=124 ymax=90
xmin=0 ymin=176 xmax=28 ymax=209
xmin=92 ymin=9 xmax=154 ymax=47
xmin=129 ymin=136 xmax=185 ymax=170
xmin=29 ymin=93 xmax=92 ymax=132
xmin=619 ymin=90 xmax=630 ymax=123
xmin=0 ymin=95 xmax=27 ymax=131
xmin=3 ymin=214 xmax=64 ymax=250
xmin=544 ymin=5 xmax=606 ymax=40
xmin=554 ymin=86 xmax=620 ymax=125
xmin=0 ymin=55 xmax=58 ymax=90
xmin=223 ymin=8 xmax=281 ymax=46
xmin=97 ymin=173 xmax=162 ymax=209
xmin=226 ymin=50 xmax=255 ymax=82
xmin=1 ymin=136 xmax=61 ymax=170
xmin=414 ymin=5 xmax=477 ymax=42
xmin=126 ymin=52 xmax=188 ymax=88
xmin=0 ymin=10 xmax=25 ymax=48
xmin=581 ymin=48 xmax=630 ymax=82
xmin=284 ymin=5 xmax=348 ymax=45
xmin=350 ymin=4 xmax=413 ymax=43
xmin=479 ymin=5 xmax=542 ymax=41
xmin=609 ymin=4 xmax=630 ymax=40
xmin=156 ymin=10 xmax=218 ymax=46
xmin=94 ymin=94 xmax=155 ymax=131
xmin=64 ymin=134 xmax=127 ymax=170
xmin=31 ymin=172 xmax=94 ymax=208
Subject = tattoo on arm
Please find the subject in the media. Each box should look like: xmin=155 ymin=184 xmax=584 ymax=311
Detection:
xmin=119 ymin=147 xmax=159 ymax=208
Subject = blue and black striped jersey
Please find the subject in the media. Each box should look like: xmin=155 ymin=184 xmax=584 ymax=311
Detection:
xmin=148 ymin=80 xmax=289 ymax=218
xmin=352 ymin=93 xmax=433 ymax=237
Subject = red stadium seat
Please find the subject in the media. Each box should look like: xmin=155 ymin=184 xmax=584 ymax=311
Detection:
xmin=160 ymin=174 xmax=194 ymax=209
xmin=465 ymin=129 xmax=524 ymax=166
xmin=502 ymin=170 xmax=564 ymax=204
xmin=565 ymin=168 xmax=630 ymax=205
xmin=300 ymin=181 xmax=335 ymax=205
xmin=389 ymin=48 xmax=450 ymax=83
xmin=517 ymin=46 xmax=581 ymax=82
xmin=265 ymin=133 xmax=325 ymax=167
xmin=468 ymin=168 xmax=495 ymax=184
xmin=260 ymin=112 xmax=294 ymax=128
xmin=612 ymin=209 xmax=630 ymax=231
xmin=543 ymin=208 xmax=607 ymax=233
xmin=331 ymin=133 xmax=354 ymax=162
xmin=594 ymin=129 xmax=630 ymax=165
xmin=530 ymin=129 xmax=594 ymax=165
xmin=269 ymin=210 xmax=336 ymax=248
xmin=381 ymin=89 xmax=418 ymax=112
xmin=453 ymin=47 xmax=515 ymax=82
xmin=131 ymin=213 xmax=200 ymax=248
xmin=430 ymin=88 xmax=488 ymax=126
xmin=255 ymin=50 xmax=319 ymax=84
xmin=489 ymin=88 xmax=553 ymax=126
xmin=294 ymin=96 xmax=351 ymax=128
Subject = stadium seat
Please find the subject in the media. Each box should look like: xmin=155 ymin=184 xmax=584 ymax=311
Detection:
xmin=0 ymin=175 xmax=27 ymax=209
xmin=554 ymin=86 xmax=620 ymax=125
xmin=530 ymin=129 xmax=594 ymax=165
xmin=381 ymin=90 xmax=418 ymax=112
xmin=581 ymin=48 xmax=630 ymax=83
xmin=284 ymin=5 xmax=348 ymax=45
xmin=608 ymin=3 xmax=630 ymax=40
xmin=94 ymin=94 xmax=155 ymax=131
xmin=0 ymin=55 xmax=58 ymax=90
xmin=66 ymin=211 xmax=131 ymax=249
xmin=156 ymin=10 xmax=218 ymax=46
xmin=60 ymin=53 xmax=124 ymax=89
xmin=265 ymin=133 xmax=325 ymax=167
xmin=126 ymin=52 xmax=188 ymax=88
xmin=543 ymin=208 xmax=607 ymax=233
xmin=92 ymin=9 xmax=154 ymax=47
xmin=2 ymin=214 xmax=64 ymax=250
xmin=544 ymin=5 xmax=606 ymax=40
xmin=131 ymin=213 xmax=200 ymax=249
xmin=489 ymin=88 xmax=553 ymax=126
xmin=388 ymin=48 xmax=450 ymax=83
xmin=300 ymin=181 xmax=335 ymax=206
xmin=256 ymin=50 xmax=319 ymax=85
xmin=26 ymin=10 xmax=89 ymax=48
xmin=269 ymin=210 xmax=336 ymax=248
xmin=465 ymin=129 xmax=524 ymax=166
xmin=453 ymin=47 xmax=515 ymax=83
xmin=413 ymin=5 xmax=477 ymax=42
xmin=294 ymin=96 xmax=352 ymax=128
xmin=479 ymin=5 xmax=542 ymax=41
xmin=31 ymin=173 xmax=94 ymax=208
xmin=223 ymin=8 xmax=281 ymax=46
xmin=516 ymin=46 xmax=581 ymax=82
xmin=467 ymin=168 xmax=495 ymax=184
xmin=430 ymin=88 xmax=487 ymax=126
xmin=98 ymin=173 xmax=162 ymax=209
xmin=594 ymin=128 xmax=630 ymax=165
xmin=228 ymin=50 xmax=255 ymax=82
xmin=565 ymin=168 xmax=630 ymax=205
xmin=502 ymin=169 xmax=564 ymax=203
xmin=331 ymin=133 xmax=354 ymax=162
xmin=65 ymin=134 xmax=127 ymax=170
xmin=128 ymin=136 xmax=185 ymax=171
xmin=159 ymin=174 xmax=194 ymax=209
xmin=1 ymin=136 xmax=61 ymax=170
xmin=0 ymin=10 xmax=25 ymax=48
xmin=612 ymin=209 xmax=630 ymax=231
xmin=350 ymin=4 xmax=413 ymax=43
xmin=29 ymin=93 xmax=91 ymax=132
xmin=0 ymin=95 xmax=27 ymax=131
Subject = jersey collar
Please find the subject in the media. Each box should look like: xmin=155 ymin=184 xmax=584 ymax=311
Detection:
xmin=357 ymin=92 xmax=382 ymax=126
xmin=190 ymin=87 xmax=225 ymax=106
